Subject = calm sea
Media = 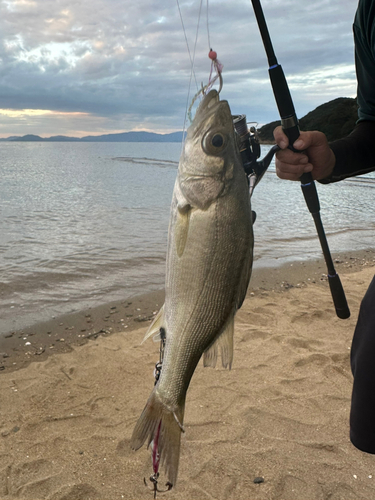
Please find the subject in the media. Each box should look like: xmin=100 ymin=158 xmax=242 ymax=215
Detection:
xmin=1 ymin=141 xmax=374 ymax=333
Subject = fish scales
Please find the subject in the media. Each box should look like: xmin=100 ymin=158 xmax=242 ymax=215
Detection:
xmin=131 ymin=89 xmax=254 ymax=486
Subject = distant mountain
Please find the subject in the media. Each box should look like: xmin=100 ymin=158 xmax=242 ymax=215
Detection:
xmin=1 ymin=131 xmax=184 ymax=143
xmin=12 ymin=134 xmax=54 ymax=142
xmin=257 ymin=97 xmax=358 ymax=143
xmin=45 ymin=135 xmax=81 ymax=142
xmin=0 ymin=135 xmax=19 ymax=141
xmin=1 ymin=98 xmax=358 ymax=144
xmin=79 ymin=131 xmax=184 ymax=142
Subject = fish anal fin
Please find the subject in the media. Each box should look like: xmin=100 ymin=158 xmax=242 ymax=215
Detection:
xmin=142 ymin=305 xmax=164 ymax=344
xmin=203 ymin=342 xmax=218 ymax=368
xmin=203 ymin=316 xmax=234 ymax=370
xmin=219 ymin=316 xmax=234 ymax=369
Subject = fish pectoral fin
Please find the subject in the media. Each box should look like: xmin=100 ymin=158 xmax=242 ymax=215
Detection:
xmin=175 ymin=205 xmax=191 ymax=257
xmin=203 ymin=316 xmax=234 ymax=370
xmin=142 ymin=304 xmax=165 ymax=344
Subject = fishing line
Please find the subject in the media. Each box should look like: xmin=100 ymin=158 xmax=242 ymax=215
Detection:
xmin=177 ymin=0 xmax=221 ymax=142
xmin=176 ymin=0 xmax=205 ymax=142
xmin=176 ymin=0 xmax=199 ymax=90
xmin=206 ymin=0 xmax=211 ymax=51
xmin=176 ymin=0 xmax=195 ymax=142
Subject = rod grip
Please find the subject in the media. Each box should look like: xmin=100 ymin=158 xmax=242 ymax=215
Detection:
xmin=328 ymin=273 xmax=351 ymax=319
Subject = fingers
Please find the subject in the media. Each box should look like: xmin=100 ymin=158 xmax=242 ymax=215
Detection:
xmin=275 ymin=149 xmax=313 ymax=181
xmin=273 ymin=127 xmax=313 ymax=150
xmin=273 ymin=128 xmax=326 ymax=181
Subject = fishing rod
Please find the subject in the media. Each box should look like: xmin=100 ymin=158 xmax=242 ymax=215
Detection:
xmin=249 ymin=0 xmax=350 ymax=319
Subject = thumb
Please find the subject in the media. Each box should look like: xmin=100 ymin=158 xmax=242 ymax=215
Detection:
xmin=273 ymin=126 xmax=289 ymax=149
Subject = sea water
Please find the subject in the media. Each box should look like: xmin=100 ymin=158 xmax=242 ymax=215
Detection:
xmin=1 ymin=141 xmax=374 ymax=332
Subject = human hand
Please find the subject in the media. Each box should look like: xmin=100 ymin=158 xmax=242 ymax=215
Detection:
xmin=273 ymin=127 xmax=336 ymax=181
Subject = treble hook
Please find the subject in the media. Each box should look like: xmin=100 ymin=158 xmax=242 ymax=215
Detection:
xmin=144 ymin=473 xmax=173 ymax=499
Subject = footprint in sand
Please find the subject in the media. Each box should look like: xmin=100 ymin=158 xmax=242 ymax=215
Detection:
xmin=295 ymin=353 xmax=330 ymax=368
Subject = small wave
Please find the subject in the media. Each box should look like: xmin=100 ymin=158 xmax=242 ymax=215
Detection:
xmin=343 ymin=178 xmax=375 ymax=188
xmin=0 ymin=252 xmax=166 ymax=293
xmin=255 ymin=224 xmax=374 ymax=249
xmin=325 ymin=226 xmax=375 ymax=236
xmin=112 ymin=156 xmax=178 ymax=169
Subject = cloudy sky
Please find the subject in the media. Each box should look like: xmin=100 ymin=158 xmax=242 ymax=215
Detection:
xmin=0 ymin=0 xmax=357 ymax=138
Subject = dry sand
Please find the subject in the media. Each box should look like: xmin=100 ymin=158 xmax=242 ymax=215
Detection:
xmin=1 ymin=252 xmax=375 ymax=499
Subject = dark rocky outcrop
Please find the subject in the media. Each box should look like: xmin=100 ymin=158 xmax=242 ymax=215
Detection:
xmin=258 ymin=97 xmax=358 ymax=143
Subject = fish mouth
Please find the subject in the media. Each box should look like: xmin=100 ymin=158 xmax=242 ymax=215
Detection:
xmin=193 ymin=89 xmax=230 ymax=123
xmin=194 ymin=90 xmax=221 ymax=119
xmin=200 ymin=89 xmax=220 ymax=110
xmin=191 ymin=89 xmax=232 ymax=139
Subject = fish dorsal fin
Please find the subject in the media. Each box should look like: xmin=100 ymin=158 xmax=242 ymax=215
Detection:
xmin=142 ymin=305 xmax=165 ymax=344
xmin=203 ymin=315 xmax=234 ymax=369
xmin=175 ymin=205 xmax=191 ymax=257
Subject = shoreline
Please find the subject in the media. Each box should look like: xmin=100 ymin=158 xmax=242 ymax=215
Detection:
xmin=1 ymin=248 xmax=374 ymax=374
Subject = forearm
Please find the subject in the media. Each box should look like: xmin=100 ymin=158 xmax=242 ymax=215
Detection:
xmin=319 ymin=120 xmax=375 ymax=184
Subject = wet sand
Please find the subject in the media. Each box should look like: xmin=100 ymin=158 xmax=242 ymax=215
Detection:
xmin=1 ymin=250 xmax=375 ymax=499
xmin=1 ymin=250 xmax=374 ymax=373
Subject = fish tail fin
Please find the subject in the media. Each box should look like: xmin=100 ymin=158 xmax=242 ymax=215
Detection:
xmin=130 ymin=388 xmax=185 ymax=487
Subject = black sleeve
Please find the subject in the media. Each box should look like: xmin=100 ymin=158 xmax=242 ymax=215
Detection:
xmin=319 ymin=1 xmax=375 ymax=185
xmin=318 ymin=120 xmax=375 ymax=184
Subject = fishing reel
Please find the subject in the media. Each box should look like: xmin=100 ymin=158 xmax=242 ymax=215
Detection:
xmin=232 ymin=114 xmax=261 ymax=175
xmin=232 ymin=114 xmax=279 ymax=197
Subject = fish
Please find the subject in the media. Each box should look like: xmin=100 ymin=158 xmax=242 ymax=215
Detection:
xmin=130 ymin=89 xmax=254 ymax=487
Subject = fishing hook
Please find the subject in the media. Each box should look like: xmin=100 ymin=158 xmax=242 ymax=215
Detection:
xmin=144 ymin=473 xmax=173 ymax=499
xmin=153 ymin=327 xmax=166 ymax=384
xmin=217 ymin=71 xmax=223 ymax=94
xmin=187 ymin=70 xmax=223 ymax=123
xmin=143 ymin=330 xmax=173 ymax=498
xmin=187 ymin=49 xmax=223 ymax=124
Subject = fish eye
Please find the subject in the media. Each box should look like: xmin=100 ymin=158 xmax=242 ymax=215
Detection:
xmin=211 ymin=134 xmax=224 ymax=148
xmin=202 ymin=131 xmax=227 ymax=155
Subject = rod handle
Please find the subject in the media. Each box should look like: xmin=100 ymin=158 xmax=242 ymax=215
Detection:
xmin=290 ymin=134 xmax=351 ymax=321
xmin=328 ymin=273 xmax=351 ymax=319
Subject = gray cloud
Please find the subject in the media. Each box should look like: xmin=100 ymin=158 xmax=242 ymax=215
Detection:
xmin=0 ymin=0 xmax=357 ymax=136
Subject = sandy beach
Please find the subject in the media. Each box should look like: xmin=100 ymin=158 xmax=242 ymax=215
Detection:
xmin=1 ymin=251 xmax=375 ymax=499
